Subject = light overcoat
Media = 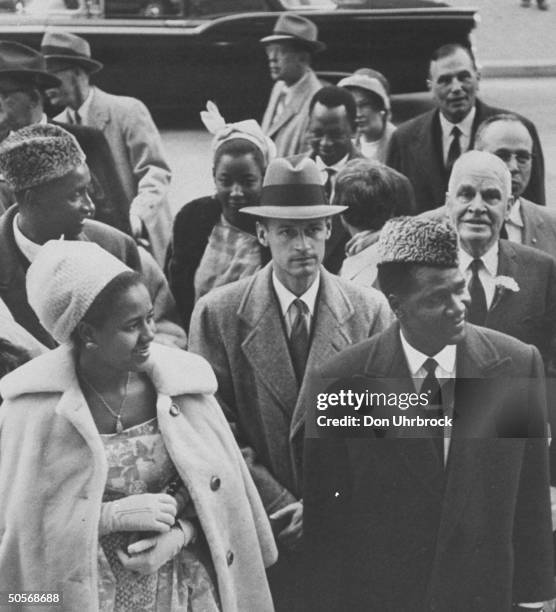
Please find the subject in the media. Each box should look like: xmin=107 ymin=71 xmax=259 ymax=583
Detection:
xmin=0 ymin=343 xmax=277 ymax=612
xmin=188 ymin=263 xmax=393 ymax=511
xmin=56 ymin=86 xmax=173 ymax=266
xmin=261 ymin=69 xmax=322 ymax=158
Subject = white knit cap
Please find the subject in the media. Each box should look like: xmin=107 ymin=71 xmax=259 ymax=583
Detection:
xmin=26 ymin=240 xmax=131 ymax=344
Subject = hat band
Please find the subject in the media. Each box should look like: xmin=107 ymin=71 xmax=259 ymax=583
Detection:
xmin=261 ymin=184 xmax=327 ymax=206
xmin=41 ymin=45 xmax=91 ymax=60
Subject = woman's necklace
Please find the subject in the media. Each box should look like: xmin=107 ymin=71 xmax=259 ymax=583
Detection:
xmin=80 ymin=371 xmax=131 ymax=434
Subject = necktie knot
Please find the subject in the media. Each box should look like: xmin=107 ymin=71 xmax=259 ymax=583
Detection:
xmin=423 ymin=357 xmax=438 ymax=376
xmin=451 ymin=125 xmax=461 ymax=138
xmin=470 ymin=258 xmax=483 ymax=274
xmin=446 ymin=125 xmax=462 ymax=171
xmin=292 ymin=298 xmax=308 ymax=318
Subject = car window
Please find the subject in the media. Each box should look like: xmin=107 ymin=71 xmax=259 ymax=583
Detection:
xmin=188 ymin=0 xmax=270 ymax=17
xmin=280 ymin=0 xmax=336 ymax=7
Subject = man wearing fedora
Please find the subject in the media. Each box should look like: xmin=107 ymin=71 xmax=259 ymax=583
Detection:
xmin=260 ymin=13 xmax=324 ymax=158
xmin=189 ymin=157 xmax=392 ymax=611
xmin=41 ymin=30 xmax=173 ymax=267
xmin=0 ymin=40 xmax=129 ymax=234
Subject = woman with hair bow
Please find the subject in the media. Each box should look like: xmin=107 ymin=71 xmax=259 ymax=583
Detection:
xmin=165 ymin=102 xmax=275 ymax=330
xmin=0 ymin=240 xmax=277 ymax=612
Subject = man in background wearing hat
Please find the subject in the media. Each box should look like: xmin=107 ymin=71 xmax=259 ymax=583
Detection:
xmin=303 ymin=215 xmax=554 ymax=611
xmin=260 ymin=13 xmax=324 ymax=157
xmin=387 ymin=43 xmax=546 ymax=212
xmin=0 ymin=40 xmax=129 ymax=233
xmin=41 ymin=30 xmax=173 ymax=266
xmin=189 ymin=157 xmax=392 ymax=611
xmin=0 ymin=123 xmax=185 ymax=349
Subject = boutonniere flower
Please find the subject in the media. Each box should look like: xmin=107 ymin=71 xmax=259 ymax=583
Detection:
xmin=494 ymin=275 xmax=520 ymax=293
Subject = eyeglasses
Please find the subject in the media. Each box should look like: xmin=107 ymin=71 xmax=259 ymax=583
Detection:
xmin=494 ymin=149 xmax=533 ymax=165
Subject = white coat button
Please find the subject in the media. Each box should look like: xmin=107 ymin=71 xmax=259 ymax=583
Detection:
xmin=226 ymin=550 xmax=234 ymax=566
xmin=169 ymin=404 xmax=180 ymax=416
xmin=210 ymin=476 xmax=221 ymax=491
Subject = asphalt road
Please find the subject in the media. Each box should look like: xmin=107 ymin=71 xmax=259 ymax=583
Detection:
xmin=160 ymin=75 xmax=556 ymax=216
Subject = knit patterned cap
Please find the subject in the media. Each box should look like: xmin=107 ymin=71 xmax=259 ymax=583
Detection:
xmin=26 ymin=240 xmax=131 ymax=344
xmin=0 ymin=123 xmax=86 ymax=192
xmin=378 ymin=216 xmax=459 ymax=267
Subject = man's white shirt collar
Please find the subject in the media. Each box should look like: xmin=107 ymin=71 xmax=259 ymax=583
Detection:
xmin=459 ymin=241 xmax=499 ymax=278
xmin=439 ymin=105 xmax=476 ymax=140
xmin=399 ymin=330 xmax=456 ymax=379
xmin=272 ymin=271 xmax=320 ymax=318
xmin=67 ymin=87 xmax=94 ymax=124
xmin=12 ymin=214 xmax=53 ymax=263
xmin=507 ymin=197 xmax=524 ymax=228
xmin=315 ymin=153 xmax=350 ymax=173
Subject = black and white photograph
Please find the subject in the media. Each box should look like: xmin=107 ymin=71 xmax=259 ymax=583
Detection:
xmin=0 ymin=0 xmax=556 ymax=610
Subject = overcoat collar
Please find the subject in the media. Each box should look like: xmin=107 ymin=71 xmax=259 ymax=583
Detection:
xmin=237 ymin=263 xmax=358 ymax=437
xmin=87 ymin=86 xmax=110 ymax=129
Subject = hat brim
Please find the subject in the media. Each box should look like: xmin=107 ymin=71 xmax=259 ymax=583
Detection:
xmin=260 ymin=34 xmax=326 ymax=53
xmin=0 ymin=68 xmax=61 ymax=89
xmin=240 ymin=204 xmax=346 ymax=219
xmin=44 ymin=54 xmax=103 ymax=74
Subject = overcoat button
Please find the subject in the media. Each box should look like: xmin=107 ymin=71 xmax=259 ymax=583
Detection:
xmin=169 ymin=404 xmax=180 ymax=416
xmin=210 ymin=476 xmax=221 ymax=491
xmin=226 ymin=550 xmax=234 ymax=566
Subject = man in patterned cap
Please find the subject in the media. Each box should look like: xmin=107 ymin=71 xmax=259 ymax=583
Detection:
xmin=0 ymin=123 xmax=185 ymax=349
xmin=303 ymin=216 xmax=554 ymax=611
xmin=189 ymin=157 xmax=392 ymax=611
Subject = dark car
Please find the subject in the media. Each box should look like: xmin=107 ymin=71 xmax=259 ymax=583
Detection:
xmin=0 ymin=0 xmax=477 ymax=124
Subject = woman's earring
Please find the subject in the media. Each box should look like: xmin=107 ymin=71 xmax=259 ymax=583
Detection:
xmin=85 ymin=341 xmax=97 ymax=351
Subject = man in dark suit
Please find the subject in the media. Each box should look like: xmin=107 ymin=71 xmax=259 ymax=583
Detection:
xmin=474 ymin=113 xmax=556 ymax=260
xmin=0 ymin=123 xmax=185 ymax=349
xmin=303 ymin=216 xmax=554 ymax=611
xmin=0 ymin=40 xmax=130 ymax=233
xmin=291 ymin=85 xmax=364 ymax=272
xmin=387 ymin=43 xmax=545 ymax=212
xmin=446 ymin=150 xmax=556 ymax=372
xmin=189 ymin=158 xmax=392 ymax=611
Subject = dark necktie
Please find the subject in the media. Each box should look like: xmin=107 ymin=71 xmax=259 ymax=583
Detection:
xmin=421 ymin=357 xmax=444 ymax=458
xmin=467 ymin=259 xmax=488 ymax=326
xmin=446 ymin=125 xmax=461 ymax=172
xmin=324 ymin=167 xmax=336 ymax=202
xmin=289 ymin=298 xmax=310 ymax=383
xmin=70 ymin=110 xmax=82 ymax=125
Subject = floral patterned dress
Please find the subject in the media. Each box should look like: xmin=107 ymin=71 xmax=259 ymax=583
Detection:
xmin=97 ymin=417 xmax=221 ymax=612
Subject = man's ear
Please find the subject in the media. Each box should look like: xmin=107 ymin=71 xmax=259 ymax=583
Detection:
xmin=256 ymin=220 xmax=269 ymax=247
xmin=387 ymin=293 xmax=402 ymax=319
xmin=325 ymin=217 xmax=332 ymax=240
xmin=504 ymin=195 xmax=514 ymax=220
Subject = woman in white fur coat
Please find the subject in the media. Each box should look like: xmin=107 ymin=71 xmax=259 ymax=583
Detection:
xmin=0 ymin=241 xmax=277 ymax=612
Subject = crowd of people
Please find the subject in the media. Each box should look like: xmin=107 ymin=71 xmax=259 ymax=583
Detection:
xmin=0 ymin=12 xmax=556 ymax=612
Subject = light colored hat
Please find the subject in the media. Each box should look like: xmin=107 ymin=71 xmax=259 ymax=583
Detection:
xmin=241 ymin=157 xmax=346 ymax=219
xmin=26 ymin=241 xmax=131 ymax=344
xmin=378 ymin=216 xmax=459 ymax=267
xmin=41 ymin=30 xmax=103 ymax=74
xmin=0 ymin=40 xmax=61 ymax=89
xmin=338 ymin=73 xmax=390 ymax=111
xmin=0 ymin=123 xmax=86 ymax=192
xmin=260 ymin=13 xmax=326 ymax=53
xmin=200 ymin=100 xmax=276 ymax=166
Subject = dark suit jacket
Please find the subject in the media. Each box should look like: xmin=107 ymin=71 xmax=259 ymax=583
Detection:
xmin=0 ymin=205 xmax=140 ymax=348
xmin=303 ymin=322 xmax=554 ymax=611
xmin=51 ymin=120 xmax=131 ymax=234
xmin=520 ymin=197 xmax=556 ymax=260
xmin=289 ymin=146 xmax=364 ymax=273
xmin=386 ymin=99 xmax=546 ymax=212
xmin=165 ymin=195 xmax=270 ymax=330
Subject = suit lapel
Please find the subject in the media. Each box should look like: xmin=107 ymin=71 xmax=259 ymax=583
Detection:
xmin=266 ymin=71 xmax=313 ymax=137
xmin=290 ymin=271 xmax=360 ymax=437
xmin=88 ymin=87 xmax=110 ymax=130
xmin=437 ymin=325 xmax=513 ymax=547
xmin=362 ymin=324 xmax=446 ymax=496
xmin=239 ymin=265 xmax=299 ymax=420
xmin=413 ymin=111 xmax=447 ymax=198
xmin=520 ymin=198 xmax=543 ymax=248
xmin=486 ymin=241 xmax=518 ymax=317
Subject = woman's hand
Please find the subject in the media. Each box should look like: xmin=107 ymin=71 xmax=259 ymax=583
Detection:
xmin=270 ymin=500 xmax=303 ymax=551
xmin=99 ymin=493 xmax=177 ymax=536
xmin=116 ymin=525 xmax=187 ymax=575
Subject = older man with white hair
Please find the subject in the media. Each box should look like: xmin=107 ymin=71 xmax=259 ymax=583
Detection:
xmin=445 ymin=150 xmax=556 ymax=372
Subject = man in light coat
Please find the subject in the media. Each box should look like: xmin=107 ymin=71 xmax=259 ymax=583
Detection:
xmin=41 ymin=30 xmax=173 ymax=266
xmin=189 ymin=157 xmax=392 ymax=611
xmin=260 ymin=13 xmax=323 ymax=157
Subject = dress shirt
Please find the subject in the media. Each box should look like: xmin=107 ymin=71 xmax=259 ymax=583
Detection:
xmin=315 ymin=153 xmax=349 ymax=202
xmin=439 ymin=105 xmax=476 ymax=165
xmin=400 ymin=330 xmax=456 ymax=462
xmin=12 ymin=214 xmax=47 ymax=263
xmin=65 ymin=88 xmax=94 ymax=126
xmin=459 ymin=242 xmax=499 ymax=309
xmin=272 ymin=271 xmax=320 ymax=337
xmin=505 ymin=197 xmax=524 ymax=244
